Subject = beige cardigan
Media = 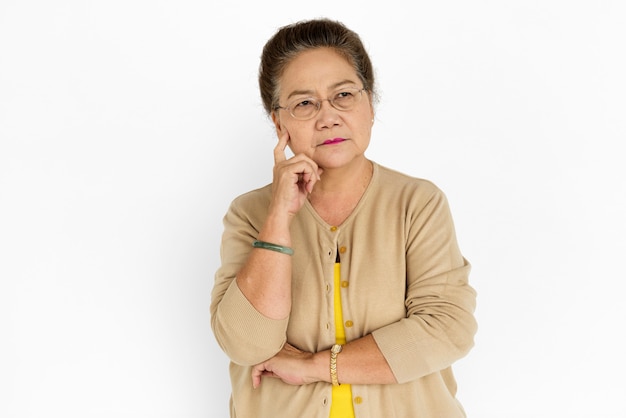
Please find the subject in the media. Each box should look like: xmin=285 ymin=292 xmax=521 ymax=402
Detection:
xmin=211 ymin=163 xmax=477 ymax=418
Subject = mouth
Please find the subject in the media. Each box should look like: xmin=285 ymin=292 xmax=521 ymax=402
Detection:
xmin=319 ymin=137 xmax=347 ymax=146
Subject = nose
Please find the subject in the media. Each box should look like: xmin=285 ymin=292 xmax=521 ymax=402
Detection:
xmin=315 ymin=99 xmax=341 ymax=129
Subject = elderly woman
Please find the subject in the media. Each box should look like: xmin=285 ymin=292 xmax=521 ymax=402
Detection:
xmin=211 ymin=18 xmax=477 ymax=418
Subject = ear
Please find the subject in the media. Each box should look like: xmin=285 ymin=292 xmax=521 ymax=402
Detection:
xmin=271 ymin=111 xmax=283 ymax=137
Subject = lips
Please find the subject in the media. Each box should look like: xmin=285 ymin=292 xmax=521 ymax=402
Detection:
xmin=321 ymin=137 xmax=346 ymax=145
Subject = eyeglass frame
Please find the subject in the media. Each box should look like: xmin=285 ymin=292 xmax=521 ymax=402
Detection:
xmin=273 ymin=86 xmax=368 ymax=121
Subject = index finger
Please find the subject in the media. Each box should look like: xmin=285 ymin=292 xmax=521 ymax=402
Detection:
xmin=273 ymin=131 xmax=289 ymax=164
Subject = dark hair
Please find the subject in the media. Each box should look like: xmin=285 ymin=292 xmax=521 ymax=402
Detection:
xmin=258 ymin=18 xmax=376 ymax=115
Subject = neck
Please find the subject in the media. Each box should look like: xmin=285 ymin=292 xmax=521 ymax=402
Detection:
xmin=307 ymin=158 xmax=373 ymax=226
xmin=312 ymin=158 xmax=373 ymax=196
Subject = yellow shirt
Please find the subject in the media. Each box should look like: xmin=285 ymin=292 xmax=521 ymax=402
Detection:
xmin=329 ymin=261 xmax=355 ymax=418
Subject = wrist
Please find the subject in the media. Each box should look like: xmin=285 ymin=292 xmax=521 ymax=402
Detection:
xmin=311 ymin=350 xmax=332 ymax=384
xmin=259 ymin=213 xmax=292 ymax=247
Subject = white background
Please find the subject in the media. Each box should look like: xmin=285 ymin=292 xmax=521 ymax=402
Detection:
xmin=1 ymin=1 xmax=625 ymax=417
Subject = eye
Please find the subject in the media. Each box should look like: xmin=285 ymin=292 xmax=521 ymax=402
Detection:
xmin=333 ymin=90 xmax=357 ymax=103
xmin=335 ymin=91 xmax=354 ymax=99
xmin=294 ymin=98 xmax=316 ymax=108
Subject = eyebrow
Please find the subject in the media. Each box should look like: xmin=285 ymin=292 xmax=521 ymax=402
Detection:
xmin=286 ymin=79 xmax=359 ymax=100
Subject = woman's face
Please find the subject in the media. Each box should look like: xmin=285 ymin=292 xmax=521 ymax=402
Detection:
xmin=271 ymin=47 xmax=374 ymax=170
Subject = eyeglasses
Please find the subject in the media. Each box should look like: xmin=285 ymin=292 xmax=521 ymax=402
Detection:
xmin=275 ymin=87 xmax=367 ymax=120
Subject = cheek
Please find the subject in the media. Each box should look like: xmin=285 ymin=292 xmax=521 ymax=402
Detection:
xmin=283 ymin=126 xmax=315 ymax=155
xmin=354 ymin=117 xmax=373 ymax=144
xmin=288 ymin=138 xmax=314 ymax=156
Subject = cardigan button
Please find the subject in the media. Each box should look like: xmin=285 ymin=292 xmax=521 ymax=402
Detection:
xmin=330 ymin=226 xmax=338 ymax=232
xmin=354 ymin=396 xmax=363 ymax=404
xmin=345 ymin=320 xmax=354 ymax=328
xmin=339 ymin=246 xmax=347 ymax=254
xmin=341 ymin=281 xmax=349 ymax=288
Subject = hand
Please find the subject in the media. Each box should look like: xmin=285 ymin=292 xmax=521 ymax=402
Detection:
xmin=270 ymin=131 xmax=323 ymax=217
xmin=251 ymin=343 xmax=318 ymax=389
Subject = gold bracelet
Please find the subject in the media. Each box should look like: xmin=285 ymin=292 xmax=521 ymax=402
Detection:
xmin=330 ymin=344 xmax=343 ymax=386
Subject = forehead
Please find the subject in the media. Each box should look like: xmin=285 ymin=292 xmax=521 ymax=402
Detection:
xmin=279 ymin=48 xmax=359 ymax=96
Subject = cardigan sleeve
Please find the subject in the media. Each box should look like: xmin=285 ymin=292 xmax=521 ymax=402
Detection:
xmin=371 ymin=187 xmax=477 ymax=384
xmin=210 ymin=193 xmax=289 ymax=366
